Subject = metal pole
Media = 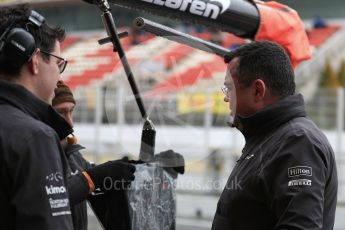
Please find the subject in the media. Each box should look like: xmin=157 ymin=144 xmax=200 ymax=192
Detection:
xmin=133 ymin=17 xmax=230 ymax=57
xmin=97 ymin=0 xmax=148 ymax=119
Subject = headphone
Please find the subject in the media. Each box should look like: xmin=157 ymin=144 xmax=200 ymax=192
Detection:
xmin=0 ymin=10 xmax=45 ymax=67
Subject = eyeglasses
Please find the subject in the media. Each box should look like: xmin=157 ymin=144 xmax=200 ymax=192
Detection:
xmin=40 ymin=50 xmax=68 ymax=74
xmin=221 ymin=85 xmax=230 ymax=97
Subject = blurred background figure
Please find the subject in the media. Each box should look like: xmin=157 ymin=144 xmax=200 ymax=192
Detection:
xmin=52 ymin=80 xmax=136 ymax=230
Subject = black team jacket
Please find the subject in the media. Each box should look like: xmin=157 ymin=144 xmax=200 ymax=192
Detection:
xmin=0 ymin=80 xmax=74 ymax=229
xmin=212 ymin=94 xmax=338 ymax=230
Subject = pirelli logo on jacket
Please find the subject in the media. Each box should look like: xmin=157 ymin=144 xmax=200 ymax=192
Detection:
xmin=287 ymin=166 xmax=312 ymax=187
xmin=288 ymin=179 xmax=312 ymax=187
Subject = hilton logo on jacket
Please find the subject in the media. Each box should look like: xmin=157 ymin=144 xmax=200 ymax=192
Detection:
xmin=288 ymin=166 xmax=312 ymax=178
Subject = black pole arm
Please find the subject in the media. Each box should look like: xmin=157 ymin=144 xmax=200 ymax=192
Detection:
xmin=133 ymin=17 xmax=229 ymax=57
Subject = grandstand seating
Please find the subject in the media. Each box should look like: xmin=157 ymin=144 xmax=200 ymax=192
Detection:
xmin=222 ymin=34 xmax=246 ymax=49
xmin=61 ymin=32 xmax=146 ymax=90
xmin=61 ymin=24 xmax=341 ymax=93
xmin=61 ymin=35 xmax=81 ymax=51
xmin=191 ymin=31 xmax=213 ymax=41
xmin=153 ymin=44 xmax=194 ymax=69
xmin=152 ymin=55 xmax=226 ymax=95
xmin=307 ymin=25 xmax=341 ymax=48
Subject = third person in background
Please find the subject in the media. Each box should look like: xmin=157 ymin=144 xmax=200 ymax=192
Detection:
xmin=52 ymin=80 xmax=136 ymax=230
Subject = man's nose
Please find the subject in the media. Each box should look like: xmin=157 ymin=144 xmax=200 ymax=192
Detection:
xmin=64 ymin=113 xmax=74 ymax=128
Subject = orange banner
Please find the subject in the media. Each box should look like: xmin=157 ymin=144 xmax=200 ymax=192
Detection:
xmin=254 ymin=1 xmax=312 ymax=68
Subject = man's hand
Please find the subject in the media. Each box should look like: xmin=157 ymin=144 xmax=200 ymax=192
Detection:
xmin=85 ymin=161 xmax=136 ymax=191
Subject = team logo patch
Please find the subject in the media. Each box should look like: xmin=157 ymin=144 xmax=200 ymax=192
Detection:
xmin=288 ymin=179 xmax=312 ymax=187
xmin=46 ymin=172 xmax=63 ymax=182
xmin=288 ymin=166 xmax=312 ymax=178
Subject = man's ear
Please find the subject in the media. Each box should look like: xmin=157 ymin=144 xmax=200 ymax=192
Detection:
xmin=27 ymin=49 xmax=40 ymax=75
xmin=252 ymin=79 xmax=266 ymax=101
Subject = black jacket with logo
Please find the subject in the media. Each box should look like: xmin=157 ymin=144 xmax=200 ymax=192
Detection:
xmin=0 ymin=80 xmax=74 ymax=229
xmin=212 ymin=94 xmax=338 ymax=230
xmin=66 ymin=144 xmax=131 ymax=230
xmin=65 ymin=144 xmax=91 ymax=230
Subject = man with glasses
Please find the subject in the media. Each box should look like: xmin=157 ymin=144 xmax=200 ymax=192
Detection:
xmin=40 ymin=50 xmax=68 ymax=74
xmin=0 ymin=5 xmax=73 ymax=229
xmin=212 ymin=40 xmax=338 ymax=230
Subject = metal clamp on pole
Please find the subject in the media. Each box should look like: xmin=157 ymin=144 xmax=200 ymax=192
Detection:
xmin=133 ymin=17 xmax=230 ymax=57
xmin=98 ymin=31 xmax=129 ymax=45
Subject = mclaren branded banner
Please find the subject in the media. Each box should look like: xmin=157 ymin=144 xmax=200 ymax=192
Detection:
xmin=106 ymin=0 xmax=311 ymax=67
xmin=108 ymin=0 xmax=259 ymax=38
xmin=177 ymin=92 xmax=228 ymax=114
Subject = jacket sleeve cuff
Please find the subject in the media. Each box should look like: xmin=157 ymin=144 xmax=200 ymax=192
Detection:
xmin=82 ymin=171 xmax=95 ymax=193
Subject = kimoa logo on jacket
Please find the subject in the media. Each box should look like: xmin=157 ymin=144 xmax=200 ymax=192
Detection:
xmin=141 ymin=0 xmax=231 ymax=19
xmin=45 ymin=185 xmax=67 ymax=195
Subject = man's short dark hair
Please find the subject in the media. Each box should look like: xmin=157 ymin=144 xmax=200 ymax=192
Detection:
xmin=0 ymin=4 xmax=65 ymax=77
xmin=224 ymin=40 xmax=295 ymax=98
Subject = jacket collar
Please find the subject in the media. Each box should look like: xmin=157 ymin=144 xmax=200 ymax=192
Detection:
xmin=0 ymin=79 xmax=73 ymax=140
xmin=237 ymin=94 xmax=306 ymax=141
xmin=65 ymin=143 xmax=85 ymax=156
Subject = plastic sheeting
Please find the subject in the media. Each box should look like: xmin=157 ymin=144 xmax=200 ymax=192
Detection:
xmin=128 ymin=163 xmax=176 ymax=230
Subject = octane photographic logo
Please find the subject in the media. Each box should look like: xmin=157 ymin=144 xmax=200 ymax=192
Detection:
xmin=141 ymin=0 xmax=232 ymax=19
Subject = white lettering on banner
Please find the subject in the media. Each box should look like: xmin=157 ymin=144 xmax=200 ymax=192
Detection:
xmin=45 ymin=185 xmax=67 ymax=195
xmin=288 ymin=166 xmax=312 ymax=178
xmin=141 ymin=0 xmax=231 ymax=19
xmin=288 ymin=179 xmax=312 ymax=187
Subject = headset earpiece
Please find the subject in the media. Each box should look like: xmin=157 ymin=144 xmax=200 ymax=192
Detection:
xmin=2 ymin=28 xmax=36 ymax=64
xmin=0 ymin=10 xmax=45 ymax=66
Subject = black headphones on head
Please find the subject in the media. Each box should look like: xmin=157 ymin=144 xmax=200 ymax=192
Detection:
xmin=0 ymin=10 xmax=45 ymax=66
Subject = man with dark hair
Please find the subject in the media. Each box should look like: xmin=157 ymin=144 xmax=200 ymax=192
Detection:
xmin=212 ymin=40 xmax=338 ymax=230
xmin=0 ymin=5 xmax=73 ymax=229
